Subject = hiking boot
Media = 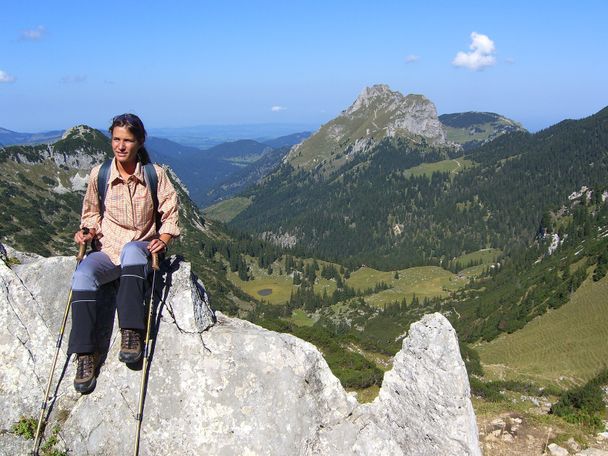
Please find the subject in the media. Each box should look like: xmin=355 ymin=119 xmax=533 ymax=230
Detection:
xmin=119 ymin=329 xmax=143 ymax=363
xmin=74 ymin=353 xmax=98 ymax=394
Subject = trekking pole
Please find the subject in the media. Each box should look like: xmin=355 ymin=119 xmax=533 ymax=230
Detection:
xmin=133 ymin=252 xmax=159 ymax=456
xmin=32 ymin=228 xmax=89 ymax=455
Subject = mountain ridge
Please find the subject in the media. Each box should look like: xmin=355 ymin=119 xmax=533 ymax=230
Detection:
xmin=0 ymin=127 xmax=64 ymax=147
xmin=439 ymin=111 xmax=527 ymax=150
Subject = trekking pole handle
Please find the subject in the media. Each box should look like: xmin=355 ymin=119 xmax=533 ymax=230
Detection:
xmin=76 ymin=227 xmax=89 ymax=261
xmin=151 ymin=252 xmax=159 ymax=271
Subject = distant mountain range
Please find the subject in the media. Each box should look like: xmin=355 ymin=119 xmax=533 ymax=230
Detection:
xmin=0 ymin=99 xmax=525 ymax=217
xmin=203 ymin=145 xmax=292 ymax=211
xmin=199 ymin=139 xmax=273 ymax=164
xmin=0 ymin=127 xmax=64 ymax=146
xmin=147 ymin=132 xmax=312 ymax=207
xmin=148 ymin=123 xmax=318 ymax=149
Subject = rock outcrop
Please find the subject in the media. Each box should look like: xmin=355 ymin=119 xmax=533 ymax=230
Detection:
xmin=0 ymin=249 xmax=480 ymax=455
xmin=3 ymin=125 xmax=110 ymax=169
xmin=344 ymin=84 xmax=447 ymax=144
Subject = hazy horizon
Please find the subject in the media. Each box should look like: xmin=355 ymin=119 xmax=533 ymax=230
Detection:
xmin=2 ymin=105 xmax=604 ymax=137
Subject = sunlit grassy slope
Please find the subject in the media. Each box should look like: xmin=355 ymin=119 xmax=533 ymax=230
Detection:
xmin=227 ymin=259 xmax=295 ymax=305
xmin=204 ymin=196 xmax=252 ymax=222
xmin=458 ymin=248 xmax=502 ymax=277
xmin=347 ymin=266 xmax=464 ymax=306
xmin=476 ymin=274 xmax=608 ymax=388
xmin=404 ymin=157 xmax=474 ymax=177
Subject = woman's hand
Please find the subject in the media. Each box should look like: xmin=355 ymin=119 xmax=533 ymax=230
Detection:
xmin=74 ymin=228 xmax=96 ymax=245
xmin=148 ymin=237 xmax=169 ymax=254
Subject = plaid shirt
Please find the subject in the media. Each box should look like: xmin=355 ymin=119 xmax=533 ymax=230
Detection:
xmin=81 ymin=159 xmax=180 ymax=264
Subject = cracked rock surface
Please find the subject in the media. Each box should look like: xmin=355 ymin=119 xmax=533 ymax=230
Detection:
xmin=0 ymin=249 xmax=480 ymax=455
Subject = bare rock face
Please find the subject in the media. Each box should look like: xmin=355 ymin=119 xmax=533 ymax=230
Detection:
xmin=6 ymin=125 xmax=109 ymax=169
xmin=310 ymin=313 xmax=481 ymax=456
xmin=0 ymin=249 xmax=480 ymax=455
xmin=373 ymin=313 xmax=481 ymax=454
xmin=345 ymin=84 xmax=447 ymax=144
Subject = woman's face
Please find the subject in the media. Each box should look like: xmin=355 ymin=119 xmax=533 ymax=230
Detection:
xmin=111 ymin=126 xmax=140 ymax=166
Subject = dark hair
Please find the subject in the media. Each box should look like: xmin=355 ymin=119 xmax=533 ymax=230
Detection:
xmin=109 ymin=113 xmax=151 ymax=164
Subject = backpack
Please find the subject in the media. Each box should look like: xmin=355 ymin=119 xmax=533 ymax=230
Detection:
xmin=97 ymin=159 xmax=161 ymax=230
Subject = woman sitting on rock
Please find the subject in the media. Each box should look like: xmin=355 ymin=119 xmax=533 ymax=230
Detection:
xmin=69 ymin=113 xmax=180 ymax=394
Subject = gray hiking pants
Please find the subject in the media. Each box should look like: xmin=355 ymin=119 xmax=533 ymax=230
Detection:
xmin=68 ymin=241 xmax=152 ymax=354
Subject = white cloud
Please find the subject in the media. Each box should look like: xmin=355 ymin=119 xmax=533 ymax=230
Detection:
xmin=405 ymin=54 xmax=420 ymax=63
xmin=452 ymin=32 xmax=496 ymax=71
xmin=20 ymin=26 xmax=46 ymax=41
xmin=0 ymin=70 xmax=16 ymax=83
xmin=271 ymin=106 xmax=287 ymax=112
xmin=61 ymin=75 xmax=87 ymax=84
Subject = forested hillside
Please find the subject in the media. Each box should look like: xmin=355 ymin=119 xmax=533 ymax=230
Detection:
xmin=448 ymin=185 xmax=608 ymax=343
xmin=230 ymin=107 xmax=608 ymax=270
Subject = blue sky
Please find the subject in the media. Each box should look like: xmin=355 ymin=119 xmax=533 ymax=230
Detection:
xmin=1 ymin=0 xmax=607 ymax=132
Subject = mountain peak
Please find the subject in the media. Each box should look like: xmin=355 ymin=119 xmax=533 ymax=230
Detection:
xmin=346 ymin=84 xmax=414 ymax=116
xmin=285 ymin=84 xmax=447 ymax=171
xmin=346 ymin=84 xmax=432 ymax=118
xmin=61 ymin=124 xmax=100 ymax=141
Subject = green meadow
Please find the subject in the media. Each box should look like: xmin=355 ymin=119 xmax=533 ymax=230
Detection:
xmin=456 ymin=248 xmax=502 ymax=277
xmin=226 ymin=249 xmax=500 ymax=309
xmin=289 ymin=309 xmax=316 ymax=326
xmin=204 ymin=196 xmax=252 ymax=223
xmin=455 ymin=248 xmax=501 ymax=265
xmin=405 ymin=157 xmax=474 ymax=178
xmin=348 ymin=266 xmax=464 ymax=307
xmin=227 ymin=258 xmax=295 ymax=305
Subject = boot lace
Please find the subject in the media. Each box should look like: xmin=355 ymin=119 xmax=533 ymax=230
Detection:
xmin=76 ymin=354 xmax=95 ymax=379
xmin=121 ymin=329 xmax=140 ymax=350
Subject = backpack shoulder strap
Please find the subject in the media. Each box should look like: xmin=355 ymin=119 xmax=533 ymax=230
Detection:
xmin=143 ymin=163 xmax=161 ymax=230
xmin=97 ymin=159 xmax=113 ymax=218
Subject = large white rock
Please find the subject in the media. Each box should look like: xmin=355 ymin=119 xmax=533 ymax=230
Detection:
xmin=0 ymin=251 xmax=480 ymax=455
xmin=311 ymin=313 xmax=481 ymax=456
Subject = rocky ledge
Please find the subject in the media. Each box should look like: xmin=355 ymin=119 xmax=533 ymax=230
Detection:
xmin=0 ymin=248 xmax=480 ymax=455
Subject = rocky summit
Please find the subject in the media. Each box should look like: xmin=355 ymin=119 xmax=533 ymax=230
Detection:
xmin=285 ymin=84 xmax=447 ymax=172
xmin=0 ymin=247 xmax=480 ymax=455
